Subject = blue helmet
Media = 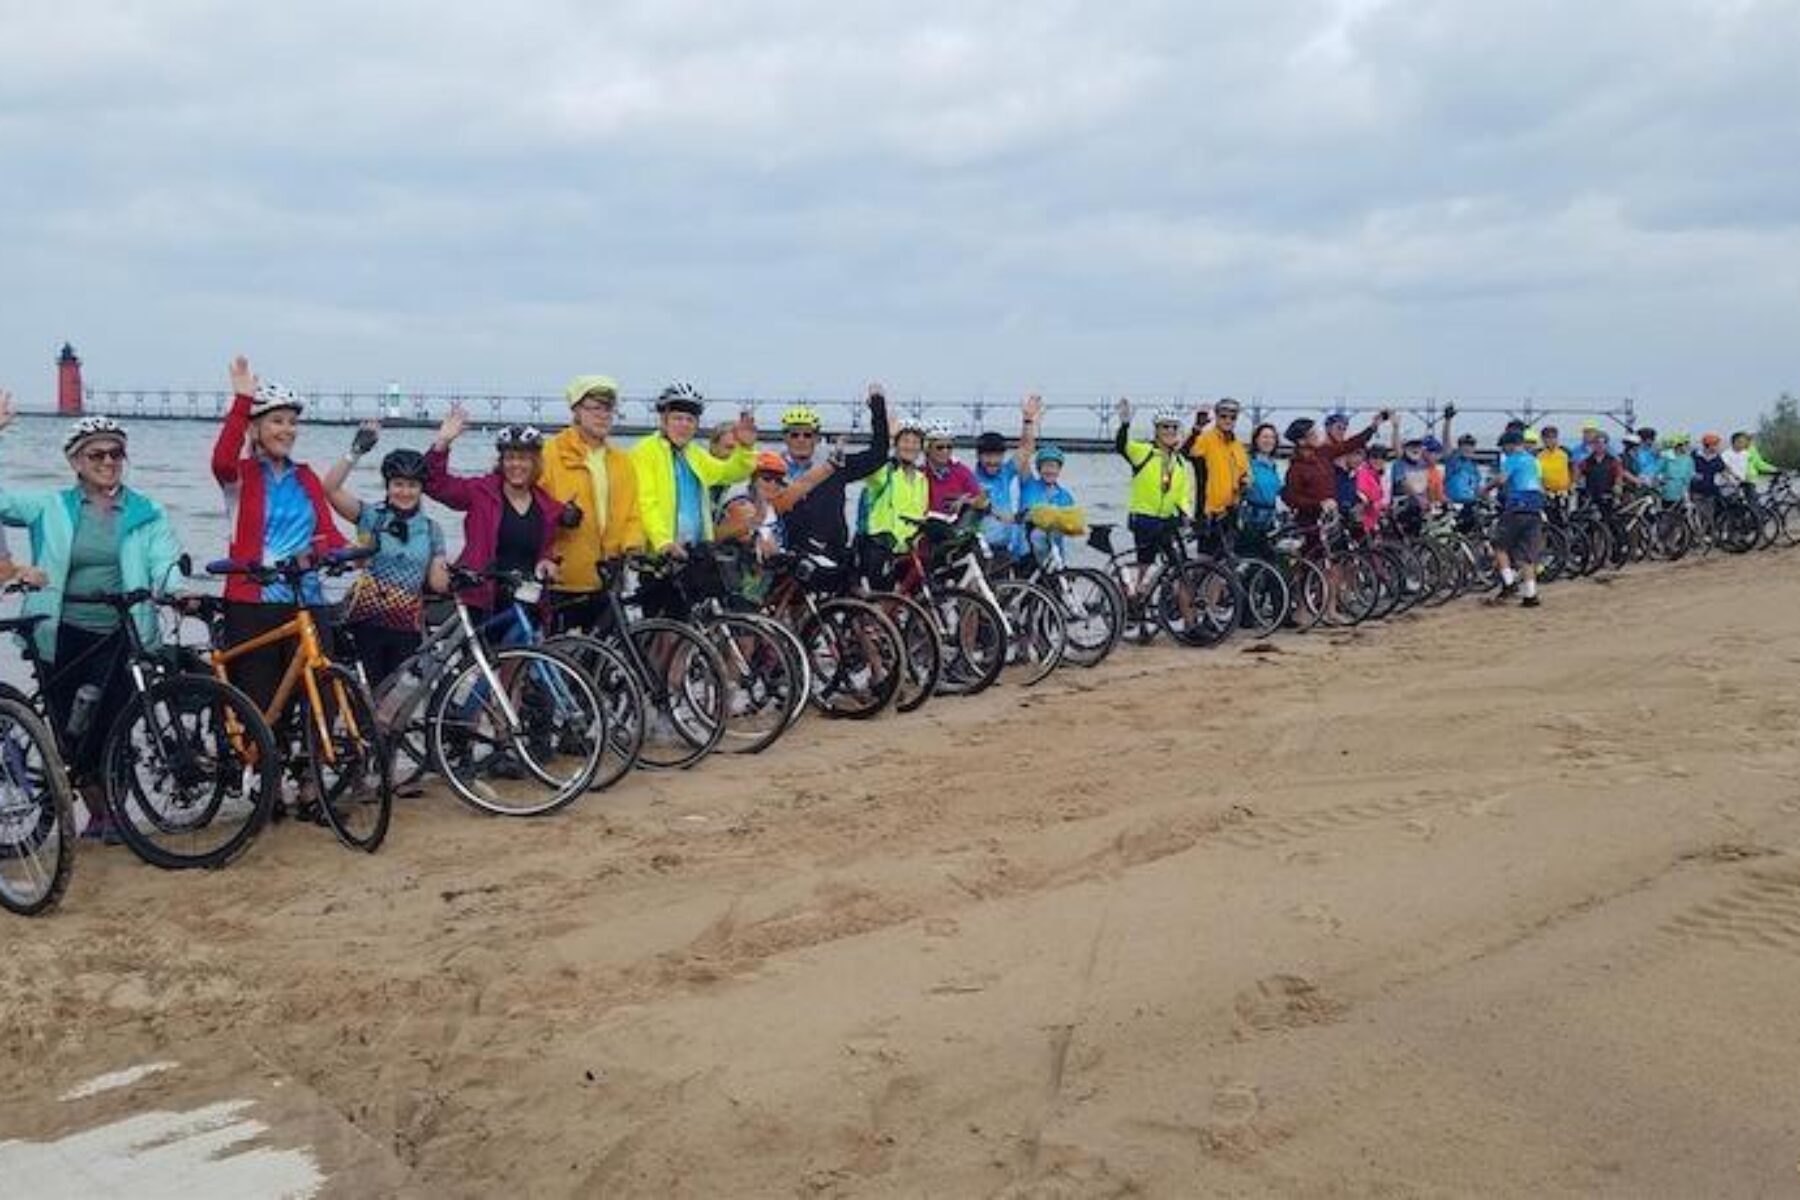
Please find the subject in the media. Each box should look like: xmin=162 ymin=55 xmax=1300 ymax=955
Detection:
xmin=1034 ymin=444 xmax=1066 ymax=466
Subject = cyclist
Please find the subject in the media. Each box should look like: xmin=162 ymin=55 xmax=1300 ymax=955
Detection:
xmin=1014 ymin=443 xmax=1078 ymax=562
xmin=1242 ymin=422 xmax=1285 ymax=548
xmin=715 ymin=449 xmax=841 ymax=558
xmin=856 ymin=411 xmax=931 ymax=585
xmin=779 ymin=384 xmax=890 ymax=557
xmin=1578 ymin=431 xmax=1625 ymax=519
xmin=1485 ymin=428 xmax=1546 ymax=609
xmin=1323 ymin=412 xmax=1361 ymax=513
xmin=1725 ymin=431 xmax=1774 ymax=496
xmin=1115 ymin=398 xmax=1195 ymax=597
xmin=540 ymin=375 xmax=644 ymax=631
xmin=322 ymin=425 xmax=450 ymax=686
xmin=1658 ymin=433 xmax=1695 ymax=504
xmin=972 ymin=394 xmax=1044 ymax=550
xmin=1388 ymin=432 xmax=1441 ymax=529
xmin=210 ymin=355 xmax=346 ymax=714
xmin=1569 ymin=420 xmax=1602 ymax=467
xmin=631 ymin=382 xmax=755 ymax=558
xmin=0 ymin=400 xmax=186 ymax=839
xmin=1186 ymin=395 xmax=1250 ymax=517
xmin=923 ymin=422 xmax=988 ymax=515
xmin=1627 ymin=427 xmax=1662 ymax=491
xmin=424 ymin=406 xmax=571 ymax=620
xmin=1537 ymin=425 xmax=1573 ymax=503
xmin=1282 ymin=410 xmax=1392 ymax=553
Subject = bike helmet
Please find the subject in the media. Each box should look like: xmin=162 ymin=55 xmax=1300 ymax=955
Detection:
xmin=1214 ymin=397 xmax=1242 ymax=417
xmin=1034 ymin=443 xmax=1066 ymax=466
xmin=380 ymin=448 xmax=429 ymax=482
xmin=249 ymin=381 xmax=304 ymax=418
xmin=924 ymin=420 xmax=957 ymax=443
xmin=780 ymin=405 xmax=822 ymax=431
xmin=1284 ymin=418 xmax=1316 ymax=444
xmin=565 ymin=375 xmax=619 ymax=407
xmin=63 ymin=414 xmax=127 ymax=457
xmin=1151 ymin=406 xmax=1185 ymax=427
xmin=1701 ymin=432 xmax=1722 ymax=448
xmin=1421 ymin=436 xmax=1444 ymax=453
xmin=754 ymin=450 xmax=787 ymax=476
xmin=495 ymin=424 xmax=545 ymax=451
xmin=975 ymin=431 xmax=1007 ymax=454
xmin=1637 ymin=426 xmax=1657 ymax=444
xmin=1523 ymin=427 xmax=1542 ymax=447
xmin=655 ymin=381 xmax=705 ymax=415
xmin=893 ymin=414 xmax=928 ymax=439
xmin=1668 ymin=431 xmax=1692 ymax=448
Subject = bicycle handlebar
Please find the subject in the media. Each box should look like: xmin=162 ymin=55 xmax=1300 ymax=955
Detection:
xmin=206 ymin=545 xmax=378 ymax=582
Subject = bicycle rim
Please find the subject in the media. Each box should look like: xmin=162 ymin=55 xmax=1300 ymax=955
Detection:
xmin=306 ymin=665 xmax=392 ymax=851
xmin=0 ymin=696 xmax=76 ymax=915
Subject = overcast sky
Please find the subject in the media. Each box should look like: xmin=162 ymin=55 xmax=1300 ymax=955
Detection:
xmin=2 ymin=0 xmax=1795 ymax=428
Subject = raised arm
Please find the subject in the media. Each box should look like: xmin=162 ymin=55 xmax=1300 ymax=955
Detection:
xmin=1113 ymin=398 xmax=1132 ymax=460
xmin=840 ymin=385 xmax=892 ymax=482
xmin=1015 ymin=394 xmax=1042 ymax=476
xmin=212 ymin=355 xmax=259 ymax=485
xmin=322 ymin=421 xmax=379 ymax=522
xmin=422 ymin=405 xmax=477 ymax=510
xmin=772 ymin=451 xmax=840 ymax=515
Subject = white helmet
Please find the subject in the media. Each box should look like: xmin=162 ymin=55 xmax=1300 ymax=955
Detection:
xmin=924 ymin=420 xmax=957 ymax=443
xmin=1151 ymin=405 xmax=1186 ymax=426
xmin=63 ymin=415 xmax=127 ymax=457
xmin=250 ymin=381 xmax=305 ymax=419
xmin=893 ymin=414 xmax=929 ymax=438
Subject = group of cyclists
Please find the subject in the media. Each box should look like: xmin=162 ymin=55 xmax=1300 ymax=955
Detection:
xmin=0 ymin=358 xmax=1791 ymax=916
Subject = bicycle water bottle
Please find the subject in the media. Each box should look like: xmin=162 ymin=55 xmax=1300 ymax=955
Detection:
xmin=66 ymin=683 xmax=104 ymax=741
xmin=373 ymin=655 xmax=430 ymax=731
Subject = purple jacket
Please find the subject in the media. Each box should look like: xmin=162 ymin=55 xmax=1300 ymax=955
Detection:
xmin=424 ymin=445 xmax=568 ymax=610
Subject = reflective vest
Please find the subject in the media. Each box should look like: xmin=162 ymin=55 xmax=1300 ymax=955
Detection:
xmin=1122 ymin=439 xmax=1194 ymax=519
xmin=860 ymin=462 xmax=930 ymax=546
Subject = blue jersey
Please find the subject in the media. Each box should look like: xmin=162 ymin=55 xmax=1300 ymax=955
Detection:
xmin=1245 ymin=457 xmax=1283 ymax=529
xmin=1014 ymin=475 xmax=1075 ymax=559
xmin=1498 ymin=450 xmax=1545 ymax=512
xmin=1628 ymin=445 xmax=1662 ymax=484
xmin=1443 ymin=454 xmax=1484 ymax=504
xmin=1658 ymin=451 xmax=1695 ymax=502
xmin=975 ymin=460 xmax=1020 ymax=547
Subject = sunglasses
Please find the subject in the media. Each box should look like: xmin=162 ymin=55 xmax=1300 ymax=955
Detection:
xmin=927 ymin=441 xmax=952 ymax=450
xmin=575 ymin=398 xmax=616 ymax=412
xmin=755 ymin=471 xmax=786 ymax=483
xmin=785 ymin=429 xmax=817 ymax=439
xmin=81 ymin=446 xmax=127 ymax=462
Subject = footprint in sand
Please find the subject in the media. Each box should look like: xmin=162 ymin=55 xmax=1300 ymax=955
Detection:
xmin=1285 ymin=903 xmax=1343 ymax=934
xmin=1233 ymin=974 xmax=1348 ymax=1033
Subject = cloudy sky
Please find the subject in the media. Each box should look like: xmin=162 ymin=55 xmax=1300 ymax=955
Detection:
xmin=2 ymin=0 xmax=1795 ymax=428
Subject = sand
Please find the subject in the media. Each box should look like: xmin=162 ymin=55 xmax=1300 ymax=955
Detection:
xmin=6 ymin=548 xmax=1800 ymax=1197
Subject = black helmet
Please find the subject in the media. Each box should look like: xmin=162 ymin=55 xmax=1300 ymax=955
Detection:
xmin=1284 ymin=418 xmax=1315 ymax=444
xmin=380 ymin=448 xmax=429 ymax=482
xmin=655 ymin=381 xmax=705 ymax=416
xmin=495 ymin=424 xmax=544 ymax=452
xmin=975 ymin=431 xmax=1007 ymax=454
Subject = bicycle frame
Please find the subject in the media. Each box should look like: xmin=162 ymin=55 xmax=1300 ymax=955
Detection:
xmin=210 ymin=605 xmax=359 ymax=768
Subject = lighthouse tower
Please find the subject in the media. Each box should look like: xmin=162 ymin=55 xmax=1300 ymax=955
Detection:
xmin=57 ymin=343 xmax=84 ymax=416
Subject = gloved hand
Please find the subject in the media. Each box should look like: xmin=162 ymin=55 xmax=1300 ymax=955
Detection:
xmin=349 ymin=422 xmax=380 ymax=457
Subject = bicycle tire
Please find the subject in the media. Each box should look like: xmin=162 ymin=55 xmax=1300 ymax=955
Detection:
xmin=629 ymin=619 xmax=727 ymax=770
xmin=0 ymin=695 xmax=76 ymax=916
xmin=992 ymin=579 xmax=1067 ymax=687
xmin=925 ymin=587 xmax=1007 ymax=696
xmin=304 ymin=664 xmax=392 ymax=851
xmin=801 ymin=598 xmax=905 ymax=718
xmin=864 ymin=591 xmax=943 ymax=712
xmin=1049 ymin=566 xmax=1124 ymax=666
xmin=102 ymin=673 xmax=279 ymax=871
xmin=1234 ymin=557 xmax=1290 ymax=638
xmin=543 ymin=633 xmax=647 ymax=791
xmin=1157 ymin=559 xmax=1243 ymax=647
xmin=701 ymin=613 xmax=804 ymax=754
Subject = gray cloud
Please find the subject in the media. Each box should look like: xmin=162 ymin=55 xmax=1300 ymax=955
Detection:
xmin=2 ymin=0 xmax=1796 ymax=427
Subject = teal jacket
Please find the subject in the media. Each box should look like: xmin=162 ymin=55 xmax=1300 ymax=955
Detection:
xmin=0 ymin=483 xmax=185 ymax=662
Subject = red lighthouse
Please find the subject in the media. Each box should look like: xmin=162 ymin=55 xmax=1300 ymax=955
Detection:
xmin=57 ymin=343 xmax=84 ymax=415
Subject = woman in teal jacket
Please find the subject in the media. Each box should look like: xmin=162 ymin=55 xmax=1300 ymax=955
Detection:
xmin=0 ymin=399 xmax=185 ymax=838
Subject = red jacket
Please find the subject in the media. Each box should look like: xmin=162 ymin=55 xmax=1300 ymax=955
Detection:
xmin=210 ymin=393 xmax=346 ymax=602
xmin=1283 ymin=427 xmax=1375 ymax=518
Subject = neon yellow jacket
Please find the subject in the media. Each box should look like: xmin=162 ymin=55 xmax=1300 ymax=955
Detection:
xmin=861 ymin=462 xmax=930 ymax=546
xmin=629 ymin=434 xmax=754 ymax=549
xmin=1122 ymin=438 xmax=1194 ymax=519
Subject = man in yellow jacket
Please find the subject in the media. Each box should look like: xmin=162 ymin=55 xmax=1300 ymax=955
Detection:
xmin=539 ymin=375 xmax=645 ymax=629
xmin=630 ymin=381 xmax=755 ymax=615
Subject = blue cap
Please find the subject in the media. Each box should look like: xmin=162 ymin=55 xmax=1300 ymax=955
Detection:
xmin=1421 ymin=436 xmax=1443 ymax=453
xmin=1034 ymin=443 xmax=1066 ymax=465
xmin=1324 ymin=411 xmax=1350 ymax=427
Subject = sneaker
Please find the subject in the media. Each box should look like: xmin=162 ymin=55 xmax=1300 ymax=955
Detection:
xmin=1495 ymin=582 xmax=1519 ymax=599
xmin=80 ymin=813 xmax=124 ymax=846
xmin=1521 ymin=595 xmax=1542 ymax=609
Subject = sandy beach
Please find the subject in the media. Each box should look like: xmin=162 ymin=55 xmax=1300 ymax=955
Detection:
xmin=6 ymin=548 xmax=1800 ymax=1197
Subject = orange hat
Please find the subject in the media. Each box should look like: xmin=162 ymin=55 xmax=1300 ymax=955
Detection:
xmin=754 ymin=451 xmax=786 ymax=475
xmin=1701 ymin=432 xmax=1722 ymax=448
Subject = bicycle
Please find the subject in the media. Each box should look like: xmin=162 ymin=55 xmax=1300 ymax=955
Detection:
xmin=368 ymin=567 xmax=610 ymax=816
xmin=763 ymin=545 xmax=909 ymax=715
xmin=1090 ymin=519 xmax=1243 ymax=647
xmin=206 ymin=548 xmax=392 ymax=851
xmin=0 ymin=686 xmax=76 ymax=914
xmin=1 ymin=578 xmax=280 ymax=872
xmin=1000 ymin=508 xmax=1125 ymax=667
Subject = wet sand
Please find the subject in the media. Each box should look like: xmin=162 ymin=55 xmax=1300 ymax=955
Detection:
xmin=7 ymin=549 xmax=1800 ymax=1197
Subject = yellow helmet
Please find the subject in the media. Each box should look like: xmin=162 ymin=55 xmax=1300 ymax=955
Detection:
xmin=780 ymin=405 xmax=822 ymax=431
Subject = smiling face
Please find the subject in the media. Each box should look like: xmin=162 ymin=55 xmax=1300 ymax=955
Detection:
xmin=572 ymin=395 xmax=616 ymax=444
xmin=499 ymin=449 xmax=540 ymax=489
xmin=1153 ymin=421 xmax=1182 ymax=449
xmin=894 ymin=430 xmax=924 ymax=464
xmin=661 ymin=410 xmax=699 ymax=448
xmin=783 ymin=425 xmax=819 ymax=462
xmin=71 ymin=436 xmax=127 ymax=490
xmin=253 ymin=409 xmax=299 ymax=460
xmin=754 ymin=469 xmax=785 ymax=498
xmin=926 ymin=438 xmax=954 ymax=468
xmin=1037 ymin=458 xmax=1063 ymax=486
xmin=385 ymin=477 xmax=422 ymax=510
xmin=1253 ymin=426 xmax=1278 ymax=455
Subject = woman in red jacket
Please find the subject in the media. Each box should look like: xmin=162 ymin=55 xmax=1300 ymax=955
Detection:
xmin=210 ymin=355 xmax=347 ymax=713
xmin=1282 ymin=410 xmax=1391 ymax=554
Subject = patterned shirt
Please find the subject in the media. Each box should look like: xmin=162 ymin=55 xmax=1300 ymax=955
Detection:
xmin=342 ymin=503 xmax=446 ymax=631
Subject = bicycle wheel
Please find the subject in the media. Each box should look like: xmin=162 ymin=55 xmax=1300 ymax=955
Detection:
xmin=103 ymin=673 xmax=279 ymax=870
xmin=1048 ymin=567 xmax=1125 ymax=666
xmin=426 ymin=647 xmax=604 ymax=816
xmin=1323 ymin=554 xmax=1380 ymax=627
xmin=802 ymin=598 xmax=905 ymax=718
xmin=0 ymin=695 xmax=76 ymax=916
xmin=702 ymin=614 xmax=804 ymax=754
xmin=630 ymin=619 xmax=727 ymax=769
xmin=864 ymin=591 xmax=942 ymax=712
xmin=992 ymin=580 xmax=1067 ymax=687
xmin=1235 ymin=557 xmax=1290 ymax=638
xmin=544 ymin=633 xmax=647 ymax=791
xmin=929 ymin=587 xmax=1007 ymax=696
xmin=1289 ymin=558 xmax=1330 ymax=631
xmin=1157 ymin=559 xmax=1243 ymax=647
xmin=302 ymin=664 xmax=392 ymax=851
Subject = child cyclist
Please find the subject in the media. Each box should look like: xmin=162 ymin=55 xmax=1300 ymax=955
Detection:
xmin=1014 ymin=443 xmax=1080 ymax=563
xmin=323 ymin=422 xmax=451 ymax=686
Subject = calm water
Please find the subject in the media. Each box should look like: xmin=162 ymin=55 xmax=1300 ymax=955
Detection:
xmin=1 ymin=413 xmax=1131 ymax=582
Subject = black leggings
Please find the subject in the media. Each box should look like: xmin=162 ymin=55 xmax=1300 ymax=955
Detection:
xmin=220 ymin=601 xmax=336 ymax=722
xmin=345 ymin=622 xmax=419 ymax=689
xmin=45 ymin=624 xmax=131 ymax=779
